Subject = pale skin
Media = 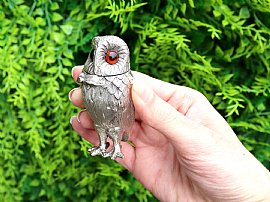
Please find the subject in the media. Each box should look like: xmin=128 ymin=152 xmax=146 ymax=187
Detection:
xmin=69 ymin=65 xmax=270 ymax=202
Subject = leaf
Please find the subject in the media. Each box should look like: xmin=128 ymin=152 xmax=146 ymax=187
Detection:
xmin=188 ymin=0 xmax=195 ymax=8
xmin=36 ymin=17 xmax=46 ymax=26
xmin=52 ymin=12 xmax=63 ymax=22
xmin=51 ymin=32 xmax=65 ymax=44
xmin=30 ymin=179 xmax=40 ymax=187
xmin=62 ymin=68 xmax=70 ymax=75
xmin=22 ymin=38 xmax=31 ymax=45
xmin=46 ymin=67 xmax=58 ymax=74
xmin=45 ymin=55 xmax=56 ymax=63
xmin=215 ymin=45 xmax=224 ymax=58
xmin=181 ymin=3 xmax=186 ymax=15
xmin=35 ymin=8 xmax=44 ymax=16
xmin=61 ymin=25 xmax=73 ymax=35
xmin=51 ymin=2 xmax=59 ymax=11
xmin=223 ymin=74 xmax=234 ymax=83
xmin=239 ymin=7 xmax=250 ymax=19
xmin=222 ymin=19 xmax=229 ymax=27
xmin=213 ymin=10 xmax=221 ymax=17
xmin=19 ymin=58 xmax=27 ymax=65
xmin=63 ymin=49 xmax=74 ymax=59
xmin=62 ymin=58 xmax=72 ymax=66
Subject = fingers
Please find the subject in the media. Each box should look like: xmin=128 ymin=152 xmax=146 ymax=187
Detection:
xmin=70 ymin=116 xmax=98 ymax=144
xmin=132 ymin=71 xmax=178 ymax=101
xmin=132 ymin=72 xmax=236 ymax=138
xmin=69 ymin=87 xmax=85 ymax=108
xmin=132 ymin=80 xmax=239 ymax=154
xmin=131 ymin=80 xmax=207 ymax=146
xmin=77 ymin=109 xmax=94 ymax=129
xmin=71 ymin=65 xmax=84 ymax=81
xmin=69 ymin=65 xmax=85 ymax=108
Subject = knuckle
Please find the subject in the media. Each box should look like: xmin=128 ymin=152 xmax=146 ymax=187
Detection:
xmin=191 ymin=89 xmax=207 ymax=102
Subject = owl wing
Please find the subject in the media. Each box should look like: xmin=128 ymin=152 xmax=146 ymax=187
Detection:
xmin=80 ymin=74 xmax=106 ymax=86
xmin=104 ymin=72 xmax=133 ymax=100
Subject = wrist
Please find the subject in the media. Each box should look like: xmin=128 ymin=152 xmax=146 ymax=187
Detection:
xmin=240 ymin=152 xmax=270 ymax=202
xmin=260 ymin=170 xmax=270 ymax=201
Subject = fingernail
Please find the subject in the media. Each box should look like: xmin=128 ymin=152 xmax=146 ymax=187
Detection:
xmin=77 ymin=109 xmax=86 ymax=123
xmin=68 ymin=87 xmax=80 ymax=101
xmin=71 ymin=66 xmax=78 ymax=78
xmin=68 ymin=89 xmax=75 ymax=101
xmin=70 ymin=116 xmax=76 ymax=124
xmin=132 ymin=80 xmax=154 ymax=103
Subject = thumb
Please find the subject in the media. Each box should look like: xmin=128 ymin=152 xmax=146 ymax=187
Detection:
xmin=132 ymin=80 xmax=201 ymax=144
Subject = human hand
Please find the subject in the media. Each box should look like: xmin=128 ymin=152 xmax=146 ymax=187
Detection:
xmin=69 ymin=66 xmax=270 ymax=202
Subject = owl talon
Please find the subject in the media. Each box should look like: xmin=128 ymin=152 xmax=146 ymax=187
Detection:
xmin=103 ymin=145 xmax=124 ymax=160
xmin=103 ymin=150 xmax=124 ymax=160
xmin=103 ymin=151 xmax=112 ymax=158
xmin=111 ymin=151 xmax=124 ymax=160
xmin=88 ymin=146 xmax=106 ymax=157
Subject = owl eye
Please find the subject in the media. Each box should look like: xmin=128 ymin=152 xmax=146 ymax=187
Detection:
xmin=105 ymin=51 xmax=119 ymax=65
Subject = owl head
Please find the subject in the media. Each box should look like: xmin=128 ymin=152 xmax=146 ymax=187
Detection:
xmin=83 ymin=36 xmax=130 ymax=76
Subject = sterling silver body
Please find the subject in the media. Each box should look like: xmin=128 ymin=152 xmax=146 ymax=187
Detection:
xmin=78 ymin=36 xmax=134 ymax=160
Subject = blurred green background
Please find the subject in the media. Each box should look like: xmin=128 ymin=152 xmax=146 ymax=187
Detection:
xmin=1 ymin=0 xmax=270 ymax=201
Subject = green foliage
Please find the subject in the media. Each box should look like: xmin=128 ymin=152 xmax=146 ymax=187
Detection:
xmin=0 ymin=0 xmax=269 ymax=201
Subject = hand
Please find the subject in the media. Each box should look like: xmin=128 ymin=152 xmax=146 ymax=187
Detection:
xmin=69 ymin=66 xmax=270 ymax=202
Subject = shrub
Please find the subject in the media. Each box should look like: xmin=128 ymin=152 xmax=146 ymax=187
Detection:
xmin=0 ymin=0 xmax=269 ymax=201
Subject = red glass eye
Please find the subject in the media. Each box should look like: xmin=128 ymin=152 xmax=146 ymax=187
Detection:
xmin=105 ymin=51 xmax=119 ymax=65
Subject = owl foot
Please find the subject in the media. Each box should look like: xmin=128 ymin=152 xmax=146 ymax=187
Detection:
xmin=111 ymin=150 xmax=124 ymax=160
xmin=88 ymin=146 xmax=106 ymax=157
xmin=104 ymin=145 xmax=124 ymax=160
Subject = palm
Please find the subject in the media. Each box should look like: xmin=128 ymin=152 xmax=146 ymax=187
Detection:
xmin=128 ymin=122 xmax=186 ymax=201
xmin=124 ymin=88 xmax=218 ymax=200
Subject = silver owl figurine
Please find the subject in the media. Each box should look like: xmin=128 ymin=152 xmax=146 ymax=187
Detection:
xmin=77 ymin=36 xmax=135 ymax=160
